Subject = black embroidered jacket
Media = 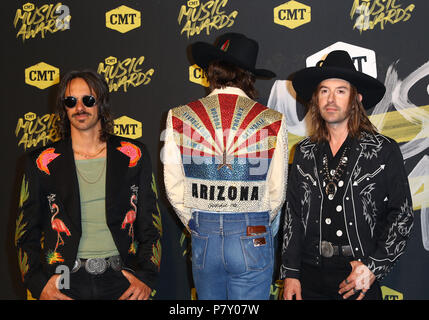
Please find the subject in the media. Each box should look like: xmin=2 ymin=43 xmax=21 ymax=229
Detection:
xmin=15 ymin=135 xmax=162 ymax=298
xmin=280 ymin=132 xmax=414 ymax=281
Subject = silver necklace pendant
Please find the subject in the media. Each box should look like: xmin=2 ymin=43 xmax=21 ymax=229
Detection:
xmin=322 ymin=147 xmax=349 ymax=201
xmin=325 ymin=181 xmax=337 ymax=200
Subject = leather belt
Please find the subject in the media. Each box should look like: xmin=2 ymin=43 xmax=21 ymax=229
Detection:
xmin=321 ymin=240 xmax=353 ymax=258
xmin=71 ymin=255 xmax=122 ymax=275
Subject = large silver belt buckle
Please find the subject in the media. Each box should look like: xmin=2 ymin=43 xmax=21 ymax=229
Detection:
xmin=85 ymin=258 xmax=108 ymax=275
xmin=321 ymin=240 xmax=334 ymax=258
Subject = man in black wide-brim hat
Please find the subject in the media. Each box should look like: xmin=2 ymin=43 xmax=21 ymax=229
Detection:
xmin=163 ymin=33 xmax=288 ymax=299
xmin=280 ymin=50 xmax=414 ymax=300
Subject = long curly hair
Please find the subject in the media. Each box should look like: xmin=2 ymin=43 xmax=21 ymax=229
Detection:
xmin=55 ymin=70 xmax=114 ymax=142
xmin=308 ymin=83 xmax=377 ymax=143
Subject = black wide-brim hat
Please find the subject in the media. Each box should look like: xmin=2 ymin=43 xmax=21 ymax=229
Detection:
xmin=191 ymin=32 xmax=276 ymax=78
xmin=292 ymin=50 xmax=386 ymax=109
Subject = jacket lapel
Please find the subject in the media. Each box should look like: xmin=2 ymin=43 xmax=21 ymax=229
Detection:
xmin=105 ymin=136 xmax=130 ymax=213
xmin=48 ymin=138 xmax=82 ymax=233
xmin=342 ymin=138 xmax=361 ymax=187
xmin=311 ymin=142 xmax=324 ymax=173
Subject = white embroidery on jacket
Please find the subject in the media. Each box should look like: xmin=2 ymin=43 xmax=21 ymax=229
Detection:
xmin=398 ymin=199 xmax=414 ymax=237
xmin=300 ymin=138 xmax=315 ymax=160
xmin=386 ymin=199 xmax=413 ymax=256
xmin=360 ymin=133 xmax=384 ymax=160
xmin=360 ymin=183 xmax=377 ymax=237
xmin=355 ymin=165 xmax=385 ymax=185
xmin=367 ymin=260 xmax=391 ymax=280
xmin=282 ymin=203 xmax=293 ymax=251
xmin=297 ymin=165 xmax=316 ymax=186
xmin=300 ymin=182 xmax=311 ymax=233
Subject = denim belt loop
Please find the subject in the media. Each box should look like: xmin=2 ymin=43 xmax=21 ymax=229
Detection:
xmin=195 ymin=211 xmax=199 ymax=227
xmin=245 ymin=213 xmax=250 ymax=226
xmin=219 ymin=214 xmax=224 ymax=234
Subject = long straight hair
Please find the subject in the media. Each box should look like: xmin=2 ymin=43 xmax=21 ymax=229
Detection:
xmin=56 ymin=70 xmax=114 ymax=142
xmin=308 ymin=83 xmax=378 ymax=143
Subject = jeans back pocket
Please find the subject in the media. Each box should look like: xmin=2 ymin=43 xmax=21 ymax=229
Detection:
xmin=240 ymin=232 xmax=273 ymax=271
xmin=191 ymin=232 xmax=208 ymax=270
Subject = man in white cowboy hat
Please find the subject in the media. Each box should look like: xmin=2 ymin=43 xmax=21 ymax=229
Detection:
xmin=281 ymin=50 xmax=414 ymax=300
xmin=163 ymin=32 xmax=288 ymax=299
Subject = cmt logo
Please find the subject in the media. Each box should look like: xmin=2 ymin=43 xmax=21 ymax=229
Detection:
xmin=24 ymin=112 xmax=37 ymax=121
xmin=274 ymin=0 xmax=311 ymax=29
xmin=22 ymin=2 xmax=35 ymax=11
xmin=106 ymin=5 xmax=141 ymax=33
xmin=187 ymin=0 xmax=200 ymax=8
xmin=25 ymin=62 xmax=60 ymax=89
xmin=189 ymin=64 xmax=209 ymax=87
xmin=381 ymin=286 xmax=403 ymax=300
xmin=114 ymin=116 xmax=142 ymax=139
xmin=306 ymin=41 xmax=378 ymax=78
xmin=105 ymin=56 xmax=117 ymax=66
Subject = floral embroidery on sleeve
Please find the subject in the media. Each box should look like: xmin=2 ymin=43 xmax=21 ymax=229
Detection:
xmin=18 ymin=248 xmax=29 ymax=281
xmin=16 ymin=175 xmax=30 ymax=281
xmin=151 ymin=240 xmax=161 ymax=271
xmin=15 ymin=175 xmax=29 ymax=246
xmin=151 ymin=173 xmax=162 ymax=236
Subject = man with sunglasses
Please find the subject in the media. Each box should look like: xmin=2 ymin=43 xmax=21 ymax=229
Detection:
xmin=15 ymin=70 xmax=162 ymax=300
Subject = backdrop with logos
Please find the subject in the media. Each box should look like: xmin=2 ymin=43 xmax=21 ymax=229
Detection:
xmin=1 ymin=0 xmax=428 ymax=300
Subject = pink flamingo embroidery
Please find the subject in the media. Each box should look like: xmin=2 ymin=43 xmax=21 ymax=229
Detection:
xmin=121 ymin=194 xmax=137 ymax=238
xmin=51 ymin=203 xmax=71 ymax=251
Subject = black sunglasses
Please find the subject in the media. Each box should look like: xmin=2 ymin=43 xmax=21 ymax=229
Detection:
xmin=63 ymin=95 xmax=96 ymax=108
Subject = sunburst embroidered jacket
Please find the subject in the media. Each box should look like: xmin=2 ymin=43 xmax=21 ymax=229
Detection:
xmin=280 ymin=132 xmax=414 ymax=281
xmin=163 ymin=87 xmax=288 ymax=227
xmin=15 ymin=135 xmax=162 ymax=298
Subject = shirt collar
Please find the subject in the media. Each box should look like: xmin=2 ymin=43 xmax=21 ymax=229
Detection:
xmin=208 ymin=86 xmax=249 ymax=98
xmin=322 ymin=135 xmax=352 ymax=160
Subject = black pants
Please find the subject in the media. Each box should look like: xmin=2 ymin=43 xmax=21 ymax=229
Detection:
xmin=301 ymin=256 xmax=382 ymax=300
xmin=60 ymin=267 xmax=130 ymax=300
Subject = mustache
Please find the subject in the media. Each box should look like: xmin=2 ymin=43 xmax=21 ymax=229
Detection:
xmin=323 ymin=103 xmax=339 ymax=110
xmin=72 ymin=111 xmax=91 ymax=117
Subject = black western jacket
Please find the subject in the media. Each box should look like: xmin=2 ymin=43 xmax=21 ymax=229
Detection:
xmin=280 ymin=132 xmax=414 ymax=281
xmin=15 ymin=134 xmax=162 ymax=298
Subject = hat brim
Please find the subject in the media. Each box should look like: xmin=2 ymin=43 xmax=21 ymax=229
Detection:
xmin=191 ymin=42 xmax=276 ymax=78
xmin=292 ymin=66 xmax=385 ymax=109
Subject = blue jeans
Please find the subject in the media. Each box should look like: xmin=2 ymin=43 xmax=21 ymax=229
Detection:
xmin=189 ymin=211 xmax=274 ymax=300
